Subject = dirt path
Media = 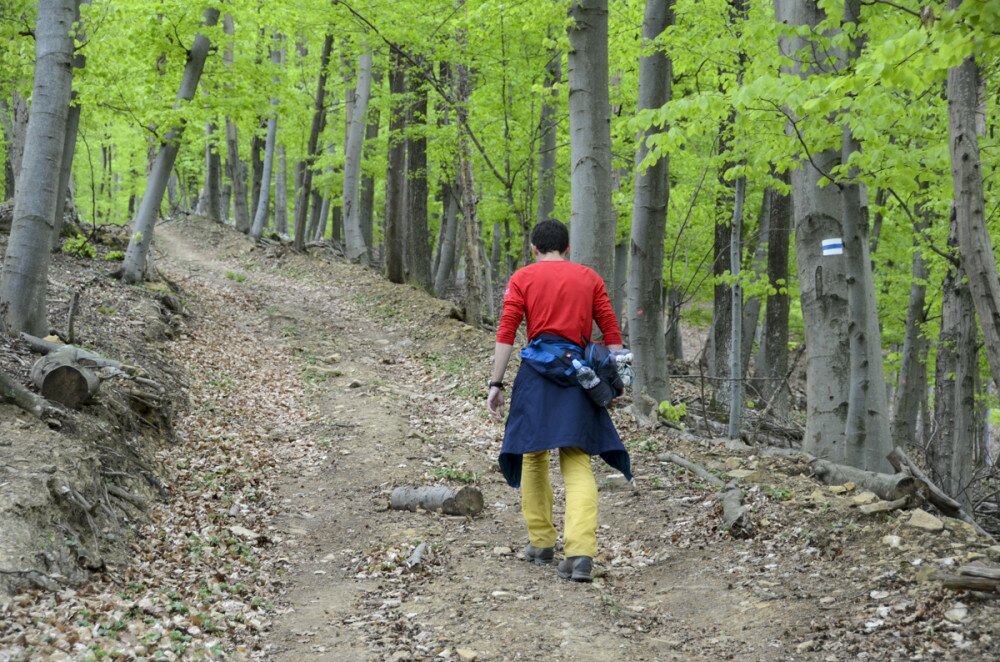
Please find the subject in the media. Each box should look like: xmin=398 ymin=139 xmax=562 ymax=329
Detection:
xmin=154 ymin=219 xmax=996 ymax=662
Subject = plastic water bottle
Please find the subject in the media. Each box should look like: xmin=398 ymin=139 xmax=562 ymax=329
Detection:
xmin=571 ymin=359 xmax=601 ymax=389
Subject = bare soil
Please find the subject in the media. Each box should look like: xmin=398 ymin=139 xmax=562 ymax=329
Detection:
xmin=3 ymin=216 xmax=1000 ymax=661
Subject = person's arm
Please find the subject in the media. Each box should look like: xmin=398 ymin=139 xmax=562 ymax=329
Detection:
xmin=487 ymin=342 xmax=515 ymax=420
xmin=592 ymin=276 xmax=623 ymax=346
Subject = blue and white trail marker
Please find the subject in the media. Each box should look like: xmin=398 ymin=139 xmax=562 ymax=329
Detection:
xmin=822 ymin=238 xmax=844 ymax=256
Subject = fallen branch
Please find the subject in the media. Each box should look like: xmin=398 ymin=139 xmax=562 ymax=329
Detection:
xmin=0 ymin=367 xmax=54 ymax=420
xmin=887 ymin=446 xmax=992 ymax=539
xmin=659 ymin=451 xmax=753 ymax=538
xmin=108 ymin=484 xmax=147 ymax=510
xmin=658 ymin=452 xmax=724 ymax=489
xmin=389 ymin=485 xmax=484 ymax=516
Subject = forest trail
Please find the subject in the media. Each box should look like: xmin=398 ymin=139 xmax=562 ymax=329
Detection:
xmin=149 ymin=218 xmax=995 ymax=661
xmin=154 ymin=219 xmax=800 ymax=661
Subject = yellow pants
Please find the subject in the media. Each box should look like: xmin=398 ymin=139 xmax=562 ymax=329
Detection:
xmin=521 ymin=447 xmax=598 ymax=558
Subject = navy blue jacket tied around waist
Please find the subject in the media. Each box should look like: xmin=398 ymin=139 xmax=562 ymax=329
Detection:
xmin=498 ymin=334 xmax=632 ymax=488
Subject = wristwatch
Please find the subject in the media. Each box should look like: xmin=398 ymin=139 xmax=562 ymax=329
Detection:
xmin=488 ymin=380 xmax=505 ymax=390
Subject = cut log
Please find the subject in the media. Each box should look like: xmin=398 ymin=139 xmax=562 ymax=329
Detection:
xmin=812 ymin=459 xmax=916 ymax=502
xmin=942 ymin=575 xmax=1000 ymax=593
xmin=30 ymin=347 xmax=100 ymax=408
xmin=887 ymin=446 xmax=991 ymax=538
xmin=390 ymin=485 xmax=484 ymax=517
xmin=959 ymin=565 xmax=1000 ymax=581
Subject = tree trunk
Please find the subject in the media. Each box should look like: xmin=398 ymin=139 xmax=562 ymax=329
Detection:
xmin=121 ymin=9 xmax=219 ymax=283
xmin=222 ymin=14 xmax=250 ymax=234
xmin=30 ymin=347 xmax=100 ymax=409
xmin=947 ymin=2 xmax=1000 ymax=394
xmin=50 ymin=1 xmax=87 ymax=247
xmin=434 ymin=177 xmax=461 ymax=296
xmin=728 ymin=175 xmax=745 ymax=439
xmin=756 ymin=175 xmax=792 ymax=417
xmin=710 ymin=178 xmax=733 ymax=404
xmin=343 ymin=50 xmax=373 ymax=264
xmin=537 ymin=48 xmax=560 ymax=227
xmin=405 ymin=62 xmax=432 ymax=292
xmin=274 ymin=145 xmax=288 ymax=235
xmin=0 ymin=0 xmax=79 ymax=334
xmin=627 ymin=0 xmax=672 ymax=417
xmin=389 ymin=485 xmax=484 ymax=516
xmin=567 ymin=0 xmax=614 ymax=287
xmin=930 ymin=212 xmax=978 ymax=508
xmin=248 ymin=118 xmax=266 ymax=228
xmin=251 ymin=115 xmax=277 ymax=239
xmin=890 ymin=217 xmax=929 ymax=451
xmin=203 ymin=122 xmax=222 ymax=222
xmin=740 ymin=191 xmax=770 ymax=378
xmin=294 ymin=34 xmax=333 ymax=251
xmin=384 ymin=50 xmax=407 ymax=283
xmin=1 ymin=92 xmax=29 ymax=201
xmin=775 ymin=0 xmax=850 ymax=463
xmin=664 ymin=286 xmax=683 ymax=362
xmin=455 ymin=13 xmax=482 ymax=326
xmin=841 ymin=0 xmax=891 ymax=472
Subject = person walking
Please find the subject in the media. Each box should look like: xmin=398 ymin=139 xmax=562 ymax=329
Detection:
xmin=486 ymin=219 xmax=632 ymax=583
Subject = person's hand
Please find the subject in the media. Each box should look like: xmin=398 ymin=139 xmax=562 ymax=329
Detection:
xmin=487 ymin=386 xmax=505 ymax=421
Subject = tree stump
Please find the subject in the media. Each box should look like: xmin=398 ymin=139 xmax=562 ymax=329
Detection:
xmin=390 ymin=485 xmax=484 ymax=516
xmin=30 ymin=347 xmax=99 ymax=408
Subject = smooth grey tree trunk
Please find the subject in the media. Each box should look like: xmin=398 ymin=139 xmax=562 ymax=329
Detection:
xmin=775 ymin=0 xmax=851 ymax=464
xmin=0 ymin=0 xmax=78 ymax=334
xmin=294 ymin=34 xmax=333 ymax=251
xmin=567 ymin=0 xmax=614 ymax=287
xmin=406 ymin=63 xmax=432 ymax=292
xmin=223 ymin=15 xmax=250 ymax=233
xmin=728 ymin=175 xmax=745 ymax=439
xmin=251 ymin=115 xmax=277 ymax=239
xmin=709 ymin=177 xmax=733 ymax=404
xmin=627 ymin=0 xmax=672 ymax=417
xmin=384 ymin=50 xmax=407 ymax=283
xmin=343 ymin=50 xmax=373 ymax=264
xmin=740 ymin=192 xmax=770 ymax=378
xmin=274 ymin=145 xmax=288 ymax=235
xmin=455 ymin=10 xmax=483 ymax=326
xmin=947 ymin=3 xmax=1000 ymax=393
xmin=1 ymin=92 xmax=29 ymax=201
xmin=434 ymin=178 xmax=461 ymax=296
xmin=537 ymin=49 xmax=560 ymax=226
xmin=203 ymin=122 xmax=222 ymax=222
xmin=664 ymin=286 xmax=684 ymax=362
xmin=756 ymin=176 xmax=792 ymax=417
xmin=841 ymin=0 xmax=891 ymax=472
xmin=930 ymin=215 xmax=978 ymax=508
xmin=251 ymin=39 xmax=282 ymax=240
xmin=890 ymin=219 xmax=929 ymax=450
xmin=50 ymin=0 xmax=87 ymax=248
xmin=360 ymin=90 xmax=380 ymax=253
xmin=121 ymin=8 xmax=219 ymax=283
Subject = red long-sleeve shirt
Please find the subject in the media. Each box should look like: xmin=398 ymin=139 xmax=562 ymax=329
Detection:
xmin=496 ymin=260 xmax=623 ymax=346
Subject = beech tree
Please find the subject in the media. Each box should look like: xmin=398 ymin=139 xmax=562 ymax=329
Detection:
xmin=120 ymin=8 xmax=220 ymax=283
xmin=626 ymin=0 xmax=672 ymax=417
xmin=0 ymin=0 xmax=78 ymax=335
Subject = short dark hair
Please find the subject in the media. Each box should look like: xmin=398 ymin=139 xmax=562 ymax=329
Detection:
xmin=531 ymin=220 xmax=569 ymax=254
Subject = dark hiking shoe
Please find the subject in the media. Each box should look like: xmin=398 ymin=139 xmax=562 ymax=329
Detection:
xmin=523 ymin=544 xmax=554 ymax=565
xmin=557 ymin=556 xmax=593 ymax=582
